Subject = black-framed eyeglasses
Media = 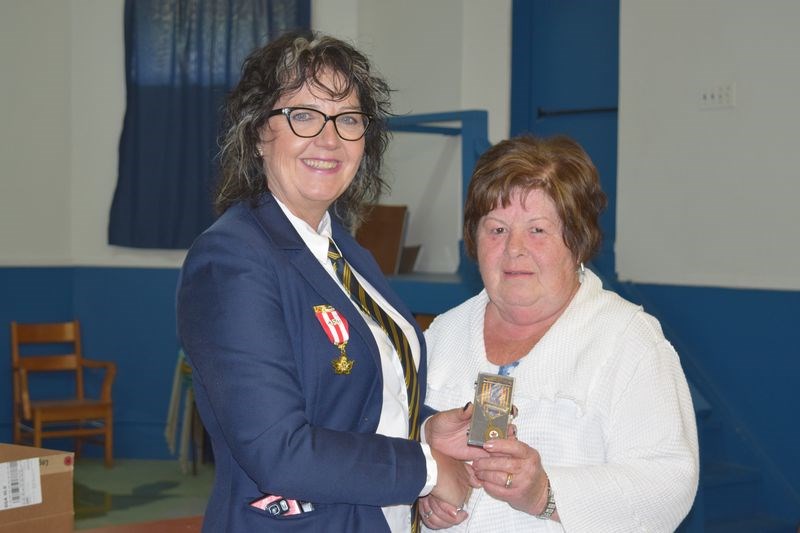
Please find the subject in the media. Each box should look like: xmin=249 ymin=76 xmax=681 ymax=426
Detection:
xmin=268 ymin=107 xmax=372 ymax=141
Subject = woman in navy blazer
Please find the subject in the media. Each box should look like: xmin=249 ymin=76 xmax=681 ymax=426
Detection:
xmin=177 ymin=31 xmax=480 ymax=532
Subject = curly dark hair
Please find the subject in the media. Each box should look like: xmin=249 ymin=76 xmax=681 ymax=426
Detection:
xmin=215 ymin=30 xmax=392 ymax=228
xmin=463 ymin=135 xmax=607 ymax=264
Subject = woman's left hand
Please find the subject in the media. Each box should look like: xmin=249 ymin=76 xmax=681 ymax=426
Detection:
xmin=471 ymin=435 xmax=551 ymax=517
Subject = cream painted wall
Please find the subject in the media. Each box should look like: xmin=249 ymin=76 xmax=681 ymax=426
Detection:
xmin=343 ymin=0 xmax=511 ymax=272
xmin=358 ymin=1 xmax=467 ymax=272
xmin=617 ymin=0 xmax=800 ymax=290
xmin=0 ymin=0 xmax=510 ymax=271
xmin=311 ymin=0 xmax=358 ymax=42
xmin=0 ymin=0 xmax=72 ymax=264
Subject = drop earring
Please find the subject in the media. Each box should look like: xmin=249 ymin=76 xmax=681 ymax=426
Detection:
xmin=577 ymin=261 xmax=585 ymax=282
xmin=257 ymin=147 xmax=264 ymax=157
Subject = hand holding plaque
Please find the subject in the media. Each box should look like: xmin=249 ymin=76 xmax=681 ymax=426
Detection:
xmin=468 ymin=372 xmax=515 ymax=447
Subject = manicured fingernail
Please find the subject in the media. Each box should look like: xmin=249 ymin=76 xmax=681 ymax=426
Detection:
xmin=463 ymin=401 xmax=472 ymax=411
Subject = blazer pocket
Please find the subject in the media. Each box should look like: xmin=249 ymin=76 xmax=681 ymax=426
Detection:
xmin=245 ymin=500 xmax=331 ymax=532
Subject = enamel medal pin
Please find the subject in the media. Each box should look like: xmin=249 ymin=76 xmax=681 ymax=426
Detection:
xmin=314 ymin=305 xmax=355 ymax=374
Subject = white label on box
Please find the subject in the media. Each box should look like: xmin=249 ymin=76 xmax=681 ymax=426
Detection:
xmin=0 ymin=458 xmax=42 ymax=511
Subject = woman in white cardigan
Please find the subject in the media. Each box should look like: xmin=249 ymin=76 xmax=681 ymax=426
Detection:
xmin=420 ymin=135 xmax=699 ymax=532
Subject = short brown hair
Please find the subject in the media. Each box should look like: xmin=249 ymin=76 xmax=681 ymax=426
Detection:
xmin=463 ymin=135 xmax=607 ymax=263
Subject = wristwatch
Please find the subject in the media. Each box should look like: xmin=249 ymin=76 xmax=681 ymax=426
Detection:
xmin=534 ymin=479 xmax=556 ymax=520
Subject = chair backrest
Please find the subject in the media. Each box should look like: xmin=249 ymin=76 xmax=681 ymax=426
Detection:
xmin=11 ymin=320 xmax=85 ymax=401
xmin=355 ymin=204 xmax=409 ymax=275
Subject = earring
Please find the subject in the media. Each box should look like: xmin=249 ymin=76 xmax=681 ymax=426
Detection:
xmin=257 ymin=147 xmax=264 ymax=157
xmin=577 ymin=261 xmax=585 ymax=282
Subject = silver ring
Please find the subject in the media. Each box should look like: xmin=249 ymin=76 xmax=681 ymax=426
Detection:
xmin=457 ymin=487 xmax=472 ymax=512
xmin=422 ymin=509 xmax=434 ymax=519
xmin=505 ymin=472 xmax=514 ymax=489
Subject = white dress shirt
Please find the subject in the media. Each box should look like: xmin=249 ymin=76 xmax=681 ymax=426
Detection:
xmin=276 ymin=199 xmax=435 ymax=532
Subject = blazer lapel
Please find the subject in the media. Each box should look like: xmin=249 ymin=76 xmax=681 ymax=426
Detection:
xmin=249 ymin=195 xmax=383 ymax=370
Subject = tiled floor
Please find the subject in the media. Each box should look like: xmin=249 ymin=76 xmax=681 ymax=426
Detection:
xmin=74 ymin=459 xmax=212 ymax=531
xmin=80 ymin=516 xmax=204 ymax=533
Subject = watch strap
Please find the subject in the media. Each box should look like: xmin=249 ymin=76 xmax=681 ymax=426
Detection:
xmin=534 ymin=478 xmax=556 ymax=520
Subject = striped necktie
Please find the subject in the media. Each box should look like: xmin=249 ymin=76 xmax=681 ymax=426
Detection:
xmin=327 ymin=238 xmax=421 ymax=441
xmin=328 ymin=238 xmax=422 ymax=532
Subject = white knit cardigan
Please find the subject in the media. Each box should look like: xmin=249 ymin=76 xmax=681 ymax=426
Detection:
xmin=423 ymin=269 xmax=699 ymax=532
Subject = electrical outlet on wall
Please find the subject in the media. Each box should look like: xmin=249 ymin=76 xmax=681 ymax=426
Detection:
xmin=699 ymin=82 xmax=736 ymax=109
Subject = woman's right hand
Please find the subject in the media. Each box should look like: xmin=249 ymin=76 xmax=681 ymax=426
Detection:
xmin=426 ymin=403 xmax=490 ymax=461
xmin=471 ymin=436 xmax=556 ymax=520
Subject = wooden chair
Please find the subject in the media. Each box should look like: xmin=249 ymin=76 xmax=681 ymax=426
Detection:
xmin=355 ymin=204 xmax=409 ymax=275
xmin=413 ymin=313 xmax=437 ymax=331
xmin=11 ymin=320 xmax=116 ymax=467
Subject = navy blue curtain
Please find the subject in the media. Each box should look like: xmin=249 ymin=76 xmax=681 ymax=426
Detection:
xmin=109 ymin=0 xmax=310 ymax=249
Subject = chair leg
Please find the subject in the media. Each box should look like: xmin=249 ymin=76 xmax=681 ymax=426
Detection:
xmin=104 ymin=415 xmax=114 ymax=468
xmin=33 ymin=415 xmax=42 ymax=448
xmin=12 ymin=412 xmax=21 ymax=444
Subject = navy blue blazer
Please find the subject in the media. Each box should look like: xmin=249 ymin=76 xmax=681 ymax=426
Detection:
xmin=177 ymin=193 xmax=432 ymax=532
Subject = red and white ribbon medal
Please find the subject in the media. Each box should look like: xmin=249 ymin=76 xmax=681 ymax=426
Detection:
xmin=313 ymin=305 xmax=355 ymax=375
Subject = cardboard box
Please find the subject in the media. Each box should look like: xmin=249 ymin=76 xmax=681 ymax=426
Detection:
xmin=0 ymin=443 xmax=74 ymax=533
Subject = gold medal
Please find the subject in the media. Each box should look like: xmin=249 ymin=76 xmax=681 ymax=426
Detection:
xmin=314 ymin=305 xmax=355 ymax=375
xmin=331 ymin=346 xmax=355 ymax=375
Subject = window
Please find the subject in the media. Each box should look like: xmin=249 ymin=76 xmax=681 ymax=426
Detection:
xmin=109 ymin=0 xmax=310 ymax=248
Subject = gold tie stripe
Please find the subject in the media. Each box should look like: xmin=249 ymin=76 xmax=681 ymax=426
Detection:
xmin=327 ymin=238 xmax=421 ymax=441
xmin=327 ymin=239 xmax=422 ymax=531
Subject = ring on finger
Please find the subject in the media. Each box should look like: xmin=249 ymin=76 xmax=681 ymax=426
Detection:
xmin=505 ymin=472 xmax=514 ymax=489
xmin=422 ymin=509 xmax=434 ymax=519
xmin=456 ymin=487 xmax=472 ymax=512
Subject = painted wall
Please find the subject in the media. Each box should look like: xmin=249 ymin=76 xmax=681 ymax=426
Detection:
xmin=0 ymin=0 xmax=72 ymax=264
xmin=0 ymin=267 xmax=181 ymax=458
xmin=617 ymin=1 xmax=800 ymax=291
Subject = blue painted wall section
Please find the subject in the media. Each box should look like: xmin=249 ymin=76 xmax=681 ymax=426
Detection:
xmin=2 ymin=267 xmax=181 ymax=460
xmin=72 ymin=267 xmax=182 ymax=459
xmin=626 ymin=282 xmax=800 ymax=521
xmin=511 ymin=0 xmax=619 ymax=276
